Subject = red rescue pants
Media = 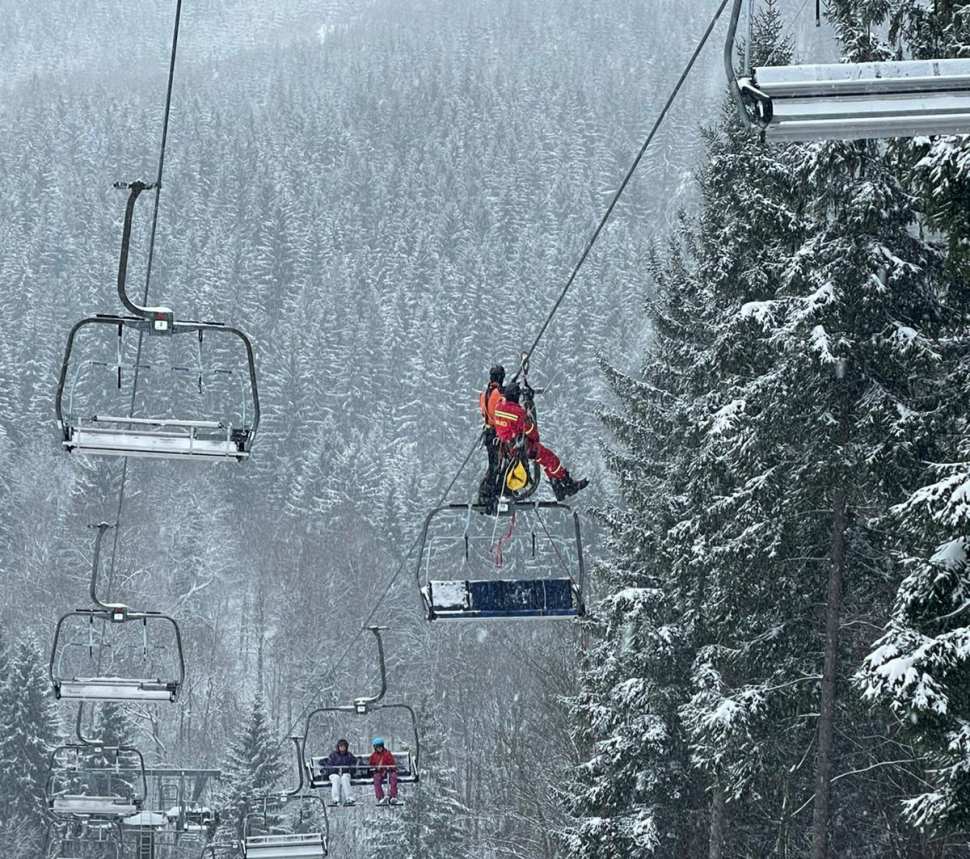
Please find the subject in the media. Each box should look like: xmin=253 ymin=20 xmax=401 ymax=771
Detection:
xmin=526 ymin=438 xmax=564 ymax=479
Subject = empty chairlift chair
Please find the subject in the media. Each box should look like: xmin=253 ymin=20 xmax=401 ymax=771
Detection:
xmin=724 ymin=0 xmax=970 ymax=141
xmin=49 ymin=523 xmax=186 ymax=703
xmin=47 ymin=745 xmax=147 ymax=818
xmin=50 ymin=609 xmax=185 ymax=703
xmin=242 ymin=777 xmax=329 ymax=859
xmin=416 ymin=501 xmax=586 ymax=620
xmin=56 ymin=181 xmax=259 ymax=462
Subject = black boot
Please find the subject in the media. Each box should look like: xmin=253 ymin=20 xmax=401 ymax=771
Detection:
xmin=551 ymin=473 xmax=589 ymax=502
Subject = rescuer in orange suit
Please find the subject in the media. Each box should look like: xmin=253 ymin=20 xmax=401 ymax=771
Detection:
xmin=477 ymin=365 xmax=507 ymax=509
xmin=492 ymin=381 xmax=588 ymax=502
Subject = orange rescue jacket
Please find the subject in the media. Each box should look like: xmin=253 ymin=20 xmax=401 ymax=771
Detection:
xmin=479 ymin=382 xmax=504 ymax=428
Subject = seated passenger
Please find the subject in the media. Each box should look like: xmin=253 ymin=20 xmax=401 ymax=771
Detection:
xmin=369 ymin=738 xmax=399 ymax=806
xmin=322 ymin=739 xmax=357 ymax=806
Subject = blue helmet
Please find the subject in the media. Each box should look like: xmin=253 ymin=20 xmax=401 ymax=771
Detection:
xmin=372 ymin=737 xmax=385 ymax=748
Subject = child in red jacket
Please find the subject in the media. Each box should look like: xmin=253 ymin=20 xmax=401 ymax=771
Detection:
xmin=369 ymin=738 xmax=399 ymax=805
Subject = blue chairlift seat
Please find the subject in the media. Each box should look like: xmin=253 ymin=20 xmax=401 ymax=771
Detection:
xmin=425 ymin=577 xmax=582 ymax=619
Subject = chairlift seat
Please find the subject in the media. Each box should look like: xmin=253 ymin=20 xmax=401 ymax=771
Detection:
xmin=243 ymin=832 xmax=327 ymax=858
xmin=423 ymin=578 xmax=582 ymax=620
xmin=746 ymin=58 xmax=970 ymax=141
xmin=308 ymin=751 xmax=417 ymax=789
xmin=51 ymin=795 xmax=141 ymax=816
xmin=64 ymin=416 xmax=250 ymax=461
xmin=55 ymin=677 xmax=178 ymax=702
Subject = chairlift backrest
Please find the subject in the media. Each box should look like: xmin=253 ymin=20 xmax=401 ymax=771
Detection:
xmin=308 ymin=750 xmax=417 ymax=788
xmin=50 ymin=610 xmax=185 ymax=703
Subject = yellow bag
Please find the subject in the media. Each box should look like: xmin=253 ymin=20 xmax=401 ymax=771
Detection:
xmin=506 ymin=461 xmax=530 ymax=492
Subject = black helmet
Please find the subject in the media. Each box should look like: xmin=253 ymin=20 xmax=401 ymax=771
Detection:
xmin=489 ymin=365 xmax=506 ymax=384
xmin=503 ymin=381 xmax=521 ymax=403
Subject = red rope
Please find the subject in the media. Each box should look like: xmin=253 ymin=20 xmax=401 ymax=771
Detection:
xmin=489 ymin=512 xmax=517 ymax=568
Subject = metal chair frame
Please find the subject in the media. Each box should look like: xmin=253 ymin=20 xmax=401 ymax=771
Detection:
xmin=55 ymin=181 xmax=259 ymax=462
xmin=415 ymin=501 xmax=586 ymax=620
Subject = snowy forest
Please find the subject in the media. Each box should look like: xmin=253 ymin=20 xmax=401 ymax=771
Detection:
xmin=2 ymin=0 xmax=970 ymax=857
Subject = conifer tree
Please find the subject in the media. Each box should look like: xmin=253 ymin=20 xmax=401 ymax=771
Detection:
xmin=857 ymin=0 xmax=970 ymax=837
xmin=0 ymin=635 xmax=61 ymax=821
xmin=96 ymin=702 xmax=136 ymax=748
xmin=569 ymin=1 xmax=952 ymax=854
xmin=215 ymin=695 xmax=285 ymax=845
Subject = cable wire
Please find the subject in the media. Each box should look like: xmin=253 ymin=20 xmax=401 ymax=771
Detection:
xmin=271 ymin=431 xmax=483 ymax=752
xmin=105 ymin=0 xmax=184 ymax=596
xmin=276 ymin=0 xmax=734 ymax=752
xmin=515 ymin=0 xmax=733 ymax=379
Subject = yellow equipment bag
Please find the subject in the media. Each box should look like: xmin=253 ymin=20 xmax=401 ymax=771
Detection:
xmin=506 ymin=461 xmax=530 ymax=492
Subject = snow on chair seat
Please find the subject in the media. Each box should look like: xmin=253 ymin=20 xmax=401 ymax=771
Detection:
xmin=243 ymin=833 xmax=327 ymax=859
xmin=424 ymin=577 xmax=582 ymax=619
xmin=50 ymin=795 xmax=141 ymax=816
xmin=738 ymin=56 xmax=970 ymax=141
xmin=55 ymin=677 xmax=179 ymax=702
xmin=65 ymin=417 xmax=250 ymax=461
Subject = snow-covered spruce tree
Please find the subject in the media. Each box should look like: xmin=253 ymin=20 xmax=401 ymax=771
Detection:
xmin=564 ymin=182 xmax=730 ymax=854
xmin=214 ymin=695 xmax=285 ymax=847
xmin=731 ymin=3 xmax=950 ymax=851
xmin=570 ymin=2 xmax=953 ymax=855
xmin=855 ymin=0 xmax=970 ymax=837
xmin=894 ymin=1 xmax=970 ymax=277
xmin=0 ymin=635 xmax=61 ymax=821
xmin=96 ymin=702 xmax=135 ymax=747
xmin=566 ymin=8 xmax=810 ymax=856
xmin=859 ymin=429 xmax=970 ymax=833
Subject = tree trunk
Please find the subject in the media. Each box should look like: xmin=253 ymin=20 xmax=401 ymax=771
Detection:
xmin=810 ymin=482 xmax=847 ymax=859
xmin=709 ymin=783 xmax=727 ymax=859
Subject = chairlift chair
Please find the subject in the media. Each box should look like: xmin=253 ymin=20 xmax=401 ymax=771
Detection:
xmin=50 ymin=608 xmax=185 ymax=703
xmin=303 ymin=628 xmax=420 ymax=795
xmin=725 ymin=0 xmax=970 ymax=141
xmin=416 ymin=501 xmax=586 ymax=620
xmin=148 ymin=766 xmax=220 ymax=835
xmin=47 ymin=744 xmax=148 ymax=818
xmin=242 ymin=766 xmax=329 ymax=859
xmin=49 ymin=523 xmax=186 ymax=703
xmin=56 ymin=181 xmax=259 ymax=462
